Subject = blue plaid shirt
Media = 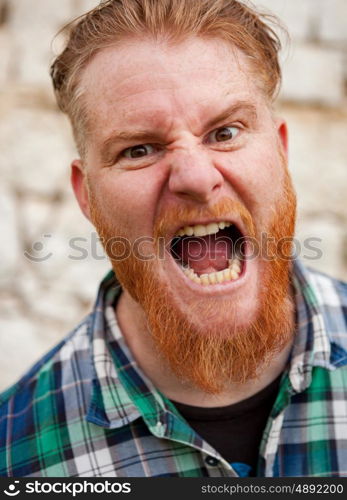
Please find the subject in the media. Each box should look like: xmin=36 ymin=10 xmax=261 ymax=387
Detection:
xmin=1 ymin=261 xmax=347 ymax=477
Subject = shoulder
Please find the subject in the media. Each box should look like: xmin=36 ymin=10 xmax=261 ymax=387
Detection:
xmin=297 ymin=264 xmax=347 ymax=358
xmin=0 ymin=315 xmax=92 ymax=406
xmin=0 ymin=315 xmax=94 ymax=475
xmin=302 ymin=265 xmax=347 ymax=309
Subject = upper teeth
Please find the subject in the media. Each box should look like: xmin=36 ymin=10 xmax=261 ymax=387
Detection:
xmin=175 ymin=221 xmax=231 ymax=238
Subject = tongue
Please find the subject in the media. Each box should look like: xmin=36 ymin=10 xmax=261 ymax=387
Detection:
xmin=174 ymin=232 xmax=232 ymax=274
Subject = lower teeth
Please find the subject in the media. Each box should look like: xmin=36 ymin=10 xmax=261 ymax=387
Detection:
xmin=181 ymin=258 xmax=242 ymax=285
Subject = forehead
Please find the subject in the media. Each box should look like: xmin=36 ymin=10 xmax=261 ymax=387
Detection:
xmin=79 ymin=36 xmax=265 ymax=138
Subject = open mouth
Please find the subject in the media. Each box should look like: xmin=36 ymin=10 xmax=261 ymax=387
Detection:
xmin=170 ymin=221 xmax=245 ymax=286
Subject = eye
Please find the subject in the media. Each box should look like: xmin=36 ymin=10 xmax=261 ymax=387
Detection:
xmin=208 ymin=126 xmax=240 ymax=143
xmin=122 ymin=144 xmax=155 ymax=159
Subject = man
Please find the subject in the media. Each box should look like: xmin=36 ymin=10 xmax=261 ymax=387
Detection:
xmin=1 ymin=0 xmax=347 ymax=478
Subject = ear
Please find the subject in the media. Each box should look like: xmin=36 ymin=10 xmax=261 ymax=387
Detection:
xmin=71 ymin=159 xmax=91 ymax=221
xmin=276 ymin=118 xmax=288 ymax=159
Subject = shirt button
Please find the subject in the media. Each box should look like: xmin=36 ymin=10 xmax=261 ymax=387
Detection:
xmin=205 ymin=456 xmax=219 ymax=467
xmin=154 ymin=421 xmax=165 ymax=436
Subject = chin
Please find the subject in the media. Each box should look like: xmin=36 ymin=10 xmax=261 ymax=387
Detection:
xmin=162 ymin=249 xmax=261 ymax=330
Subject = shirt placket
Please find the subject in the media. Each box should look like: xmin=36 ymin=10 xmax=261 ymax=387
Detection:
xmin=147 ymin=406 xmax=240 ymax=477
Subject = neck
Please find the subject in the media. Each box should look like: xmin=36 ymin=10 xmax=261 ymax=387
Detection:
xmin=115 ymin=289 xmax=295 ymax=408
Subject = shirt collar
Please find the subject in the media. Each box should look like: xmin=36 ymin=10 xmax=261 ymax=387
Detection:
xmin=86 ymin=261 xmax=347 ymax=428
xmin=85 ymin=271 xmax=140 ymax=428
xmin=86 ymin=271 xmax=182 ymax=435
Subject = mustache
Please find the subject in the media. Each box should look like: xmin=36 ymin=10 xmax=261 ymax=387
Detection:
xmin=154 ymin=197 xmax=256 ymax=239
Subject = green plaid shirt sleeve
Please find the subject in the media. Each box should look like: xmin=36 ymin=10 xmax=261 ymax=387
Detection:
xmin=1 ymin=261 xmax=347 ymax=477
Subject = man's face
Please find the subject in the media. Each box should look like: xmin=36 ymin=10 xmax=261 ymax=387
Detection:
xmin=73 ymin=36 xmax=296 ymax=392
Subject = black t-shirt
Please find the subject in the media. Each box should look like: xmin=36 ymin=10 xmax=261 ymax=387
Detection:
xmin=172 ymin=374 xmax=282 ymax=477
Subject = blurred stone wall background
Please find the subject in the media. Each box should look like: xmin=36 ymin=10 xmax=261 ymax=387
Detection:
xmin=0 ymin=0 xmax=346 ymax=391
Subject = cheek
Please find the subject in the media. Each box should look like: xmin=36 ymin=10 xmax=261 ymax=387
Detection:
xmin=222 ymin=140 xmax=286 ymax=221
xmin=90 ymin=169 xmax=162 ymax=235
xmin=223 ymin=149 xmax=281 ymax=201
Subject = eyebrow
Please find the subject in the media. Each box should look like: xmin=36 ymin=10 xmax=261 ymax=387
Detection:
xmin=203 ymin=101 xmax=258 ymax=131
xmin=99 ymin=100 xmax=258 ymax=163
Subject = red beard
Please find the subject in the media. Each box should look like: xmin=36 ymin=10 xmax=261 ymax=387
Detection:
xmin=88 ymin=166 xmax=297 ymax=394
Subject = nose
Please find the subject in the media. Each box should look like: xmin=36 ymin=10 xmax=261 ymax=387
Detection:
xmin=168 ymin=148 xmax=224 ymax=203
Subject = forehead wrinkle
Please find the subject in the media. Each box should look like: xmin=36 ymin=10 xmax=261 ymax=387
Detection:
xmin=110 ymin=63 xmax=240 ymax=104
xmin=84 ymin=51 xmax=252 ymax=123
xmin=84 ymin=41 xmax=236 ymax=96
xmin=82 ymin=39 xmax=267 ymax=158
